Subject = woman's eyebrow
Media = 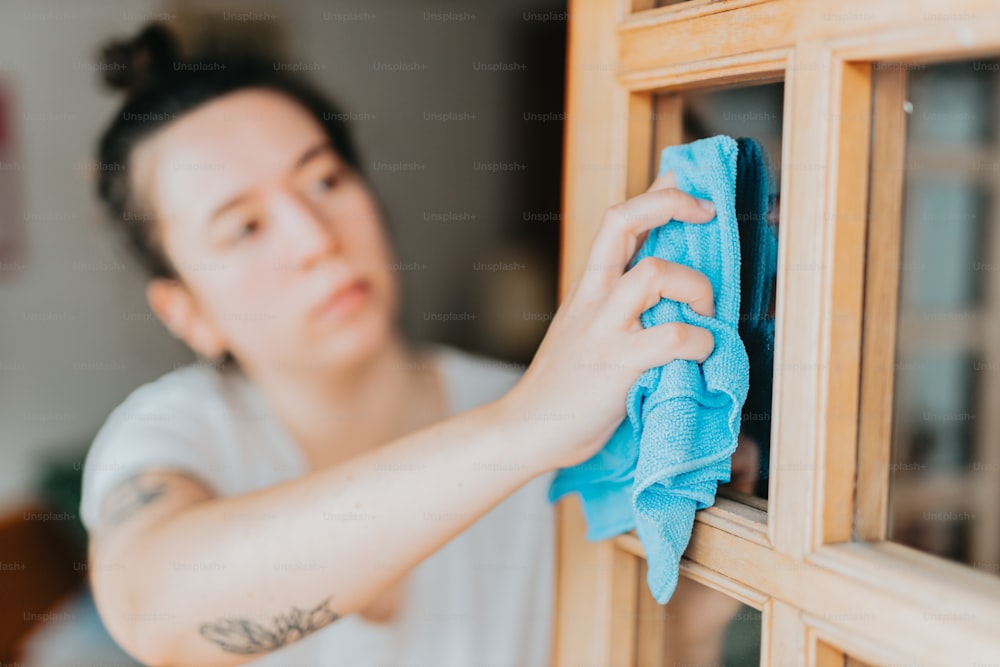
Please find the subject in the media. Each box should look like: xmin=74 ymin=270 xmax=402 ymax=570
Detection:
xmin=204 ymin=141 xmax=334 ymax=226
xmin=292 ymin=141 xmax=334 ymax=170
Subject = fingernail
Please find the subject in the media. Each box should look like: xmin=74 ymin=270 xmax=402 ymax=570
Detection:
xmin=698 ymin=199 xmax=715 ymax=213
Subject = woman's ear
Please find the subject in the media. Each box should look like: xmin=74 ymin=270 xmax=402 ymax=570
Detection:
xmin=146 ymin=278 xmax=228 ymax=359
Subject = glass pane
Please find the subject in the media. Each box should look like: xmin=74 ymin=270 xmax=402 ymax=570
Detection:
xmin=883 ymin=57 xmax=1000 ymax=574
xmin=639 ymin=565 xmax=762 ymax=666
xmin=655 ymin=82 xmax=784 ymax=508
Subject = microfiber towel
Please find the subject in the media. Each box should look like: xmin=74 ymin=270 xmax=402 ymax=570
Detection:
xmin=545 ymin=137 xmax=777 ymax=532
xmin=548 ymin=134 xmax=757 ymax=604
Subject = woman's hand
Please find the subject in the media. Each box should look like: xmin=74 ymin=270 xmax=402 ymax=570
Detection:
xmin=504 ymin=172 xmax=719 ymax=471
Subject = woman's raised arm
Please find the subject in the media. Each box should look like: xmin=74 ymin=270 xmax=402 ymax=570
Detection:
xmin=88 ymin=174 xmax=718 ymax=667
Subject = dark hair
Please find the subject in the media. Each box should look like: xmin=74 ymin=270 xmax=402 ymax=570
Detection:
xmin=95 ymin=22 xmax=366 ymax=281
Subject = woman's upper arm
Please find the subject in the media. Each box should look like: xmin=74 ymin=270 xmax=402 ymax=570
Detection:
xmin=87 ymin=468 xmax=217 ymax=661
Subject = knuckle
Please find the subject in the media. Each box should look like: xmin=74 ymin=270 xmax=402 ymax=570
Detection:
xmin=633 ymin=256 xmax=666 ymax=286
xmin=663 ymin=322 xmax=687 ymax=348
xmin=631 ymin=256 xmax=656 ymax=282
xmin=602 ymin=201 xmax=631 ymax=230
xmin=658 ymin=187 xmax=683 ymax=208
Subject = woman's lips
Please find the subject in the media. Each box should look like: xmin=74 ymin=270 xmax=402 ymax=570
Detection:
xmin=314 ymin=279 xmax=370 ymax=320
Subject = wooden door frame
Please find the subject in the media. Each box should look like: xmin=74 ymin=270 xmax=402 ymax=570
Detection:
xmin=553 ymin=1 xmax=1000 ymax=664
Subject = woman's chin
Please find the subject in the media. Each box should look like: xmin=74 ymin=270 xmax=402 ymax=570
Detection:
xmin=308 ymin=309 xmax=395 ymax=368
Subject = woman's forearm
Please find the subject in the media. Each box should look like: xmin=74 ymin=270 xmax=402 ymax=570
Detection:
xmin=98 ymin=396 xmax=548 ymax=666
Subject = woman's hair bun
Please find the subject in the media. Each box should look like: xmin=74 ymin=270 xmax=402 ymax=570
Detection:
xmin=99 ymin=22 xmax=180 ymax=94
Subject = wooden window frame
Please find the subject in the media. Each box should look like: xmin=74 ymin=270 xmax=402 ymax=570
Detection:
xmin=553 ymin=1 xmax=1000 ymax=664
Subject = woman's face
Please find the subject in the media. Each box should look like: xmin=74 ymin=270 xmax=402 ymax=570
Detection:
xmin=134 ymin=88 xmax=399 ymax=374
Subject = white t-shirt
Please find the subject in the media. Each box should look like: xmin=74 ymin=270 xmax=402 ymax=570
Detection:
xmin=79 ymin=342 xmax=556 ymax=666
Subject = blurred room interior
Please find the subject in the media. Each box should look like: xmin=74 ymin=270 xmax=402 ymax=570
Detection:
xmin=2 ymin=0 xmax=999 ymax=665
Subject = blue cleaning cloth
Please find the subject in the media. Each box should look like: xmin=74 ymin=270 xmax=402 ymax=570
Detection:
xmin=548 ymin=135 xmax=751 ymax=604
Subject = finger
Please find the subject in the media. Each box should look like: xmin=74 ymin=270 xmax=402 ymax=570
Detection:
xmin=581 ymin=187 xmax=717 ymax=296
xmin=646 ymin=170 xmax=678 ymax=192
xmin=598 ymin=257 xmax=715 ymax=328
xmin=632 ymin=172 xmax=679 ymax=255
xmin=629 ymin=321 xmax=715 ymax=369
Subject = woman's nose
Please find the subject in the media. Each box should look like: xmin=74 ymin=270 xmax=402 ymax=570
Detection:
xmin=272 ymin=191 xmax=340 ymax=268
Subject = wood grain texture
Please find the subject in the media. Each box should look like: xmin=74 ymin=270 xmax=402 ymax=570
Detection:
xmin=855 ymin=66 xmax=908 ymax=542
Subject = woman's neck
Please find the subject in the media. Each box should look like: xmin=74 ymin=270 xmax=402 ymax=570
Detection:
xmin=242 ymin=334 xmax=448 ymax=470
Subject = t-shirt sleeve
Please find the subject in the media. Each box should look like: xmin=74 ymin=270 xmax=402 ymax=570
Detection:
xmin=79 ymin=372 xmax=228 ymax=533
xmin=450 ymin=348 xmax=526 ymax=412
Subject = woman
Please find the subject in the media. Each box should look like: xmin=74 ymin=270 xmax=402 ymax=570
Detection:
xmin=79 ymin=23 xmax=720 ymax=667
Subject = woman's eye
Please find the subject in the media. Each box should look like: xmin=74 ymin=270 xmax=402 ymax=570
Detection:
xmin=315 ymin=170 xmax=341 ymax=192
xmin=234 ymin=220 xmax=260 ymax=241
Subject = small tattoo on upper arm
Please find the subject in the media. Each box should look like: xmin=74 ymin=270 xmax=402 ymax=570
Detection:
xmin=101 ymin=474 xmax=168 ymax=527
xmin=199 ymin=597 xmax=341 ymax=654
